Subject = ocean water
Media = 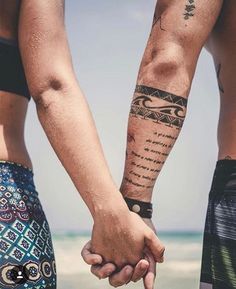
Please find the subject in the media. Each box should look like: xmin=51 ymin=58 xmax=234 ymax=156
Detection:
xmin=53 ymin=231 xmax=203 ymax=289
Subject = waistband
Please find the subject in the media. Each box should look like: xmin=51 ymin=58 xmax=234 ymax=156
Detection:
xmin=0 ymin=36 xmax=18 ymax=47
xmin=0 ymin=161 xmax=34 ymax=185
xmin=215 ymin=159 xmax=236 ymax=172
xmin=0 ymin=160 xmax=33 ymax=172
xmin=210 ymin=159 xmax=236 ymax=197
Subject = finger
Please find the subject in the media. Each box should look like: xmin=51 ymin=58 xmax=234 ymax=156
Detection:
xmin=145 ymin=232 xmax=165 ymax=263
xmin=143 ymin=250 xmax=156 ymax=289
xmin=81 ymin=241 xmax=103 ymax=265
xmin=109 ymin=265 xmax=134 ymax=287
xmin=131 ymin=259 xmax=149 ymax=282
xmin=91 ymin=263 xmax=116 ymax=279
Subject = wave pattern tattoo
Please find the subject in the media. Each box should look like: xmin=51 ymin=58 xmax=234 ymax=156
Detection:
xmin=135 ymin=85 xmax=187 ymax=107
xmin=131 ymin=85 xmax=187 ymax=129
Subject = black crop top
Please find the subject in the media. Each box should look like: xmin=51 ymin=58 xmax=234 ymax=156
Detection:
xmin=0 ymin=37 xmax=30 ymax=100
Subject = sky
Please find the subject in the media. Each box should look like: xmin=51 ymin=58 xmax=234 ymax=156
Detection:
xmin=25 ymin=0 xmax=220 ymax=232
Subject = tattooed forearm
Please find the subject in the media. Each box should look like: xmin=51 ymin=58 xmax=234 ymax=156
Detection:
xmin=131 ymin=85 xmax=187 ymax=129
xmin=155 ymin=133 xmax=177 ymax=140
xmin=217 ymin=63 xmax=224 ymax=94
xmin=127 ymin=133 xmax=135 ymax=143
xmin=135 ymin=85 xmax=187 ymax=107
xmin=146 ymin=138 xmax=173 ymax=148
xmin=183 ymin=0 xmax=196 ymax=20
xmin=144 ymin=147 xmax=169 ymax=156
xmin=131 ymin=152 xmax=164 ymax=165
xmin=121 ymin=84 xmax=188 ymax=201
xmin=124 ymin=177 xmax=145 ymax=188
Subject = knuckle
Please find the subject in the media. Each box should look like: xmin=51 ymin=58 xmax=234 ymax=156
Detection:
xmin=147 ymin=230 xmax=155 ymax=240
xmin=132 ymin=270 xmax=145 ymax=282
xmin=132 ymin=275 xmax=140 ymax=283
xmin=159 ymin=245 xmax=165 ymax=255
xmin=100 ymin=271 xmax=107 ymax=279
xmin=91 ymin=257 xmax=98 ymax=264
xmin=116 ymin=258 xmax=126 ymax=268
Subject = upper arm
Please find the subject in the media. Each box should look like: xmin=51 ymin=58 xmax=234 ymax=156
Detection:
xmin=0 ymin=0 xmax=20 ymax=39
xmin=18 ymin=0 xmax=75 ymax=98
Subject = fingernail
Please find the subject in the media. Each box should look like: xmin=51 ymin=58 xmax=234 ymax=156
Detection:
xmin=125 ymin=267 xmax=132 ymax=275
xmin=105 ymin=271 xmax=113 ymax=277
xmin=93 ymin=257 xmax=101 ymax=264
xmin=141 ymin=262 xmax=148 ymax=269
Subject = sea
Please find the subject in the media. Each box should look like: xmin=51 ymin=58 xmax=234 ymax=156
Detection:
xmin=53 ymin=231 xmax=203 ymax=289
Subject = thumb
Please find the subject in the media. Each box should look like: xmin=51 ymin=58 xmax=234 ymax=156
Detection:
xmin=81 ymin=241 xmax=103 ymax=265
xmin=144 ymin=231 xmax=165 ymax=263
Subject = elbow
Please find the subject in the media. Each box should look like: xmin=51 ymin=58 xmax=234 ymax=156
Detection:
xmin=140 ymin=44 xmax=191 ymax=96
xmin=31 ymin=76 xmax=71 ymax=111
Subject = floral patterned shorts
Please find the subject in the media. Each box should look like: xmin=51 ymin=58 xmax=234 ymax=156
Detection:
xmin=0 ymin=161 xmax=56 ymax=289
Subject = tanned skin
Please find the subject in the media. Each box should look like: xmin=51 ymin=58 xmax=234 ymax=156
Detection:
xmin=206 ymin=1 xmax=236 ymax=161
xmin=120 ymin=0 xmax=223 ymax=203
xmin=0 ymin=0 xmax=166 ymax=286
xmin=0 ymin=0 xmax=31 ymax=168
xmin=83 ymin=0 xmax=236 ymax=288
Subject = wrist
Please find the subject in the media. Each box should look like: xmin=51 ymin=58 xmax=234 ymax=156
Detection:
xmin=124 ymin=197 xmax=153 ymax=219
xmin=120 ymin=183 xmax=153 ymax=202
xmin=91 ymin=191 xmax=129 ymax=221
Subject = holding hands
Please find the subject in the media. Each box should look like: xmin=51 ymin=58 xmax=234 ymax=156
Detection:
xmin=81 ymin=207 xmax=165 ymax=289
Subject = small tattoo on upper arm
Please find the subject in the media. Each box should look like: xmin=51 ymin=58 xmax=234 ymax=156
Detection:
xmin=183 ymin=0 xmax=196 ymax=20
xmin=217 ymin=63 xmax=224 ymax=94
xmin=152 ymin=12 xmax=166 ymax=31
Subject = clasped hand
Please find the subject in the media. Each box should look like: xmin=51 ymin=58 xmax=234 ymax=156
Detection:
xmin=81 ymin=209 xmax=165 ymax=288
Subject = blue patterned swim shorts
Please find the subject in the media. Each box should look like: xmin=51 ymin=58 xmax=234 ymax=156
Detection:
xmin=0 ymin=161 xmax=56 ymax=289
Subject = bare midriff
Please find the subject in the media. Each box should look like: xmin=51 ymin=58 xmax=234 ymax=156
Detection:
xmin=0 ymin=91 xmax=32 ymax=169
xmin=0 ymin=3 xmax=32 ymax=170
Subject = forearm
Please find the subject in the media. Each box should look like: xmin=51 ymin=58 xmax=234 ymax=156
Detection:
xmin=36 ymin=83 xmax=126 ymax=218
xmin=18 ymin=1 xmax=127 ymax=219
xmin=118 ymin=0 xmax=206 ymax=202
xmin=120 ymin=33 xmax=191 ymax=202
xmin=120 ymin=90 xmax=186 ymax=202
